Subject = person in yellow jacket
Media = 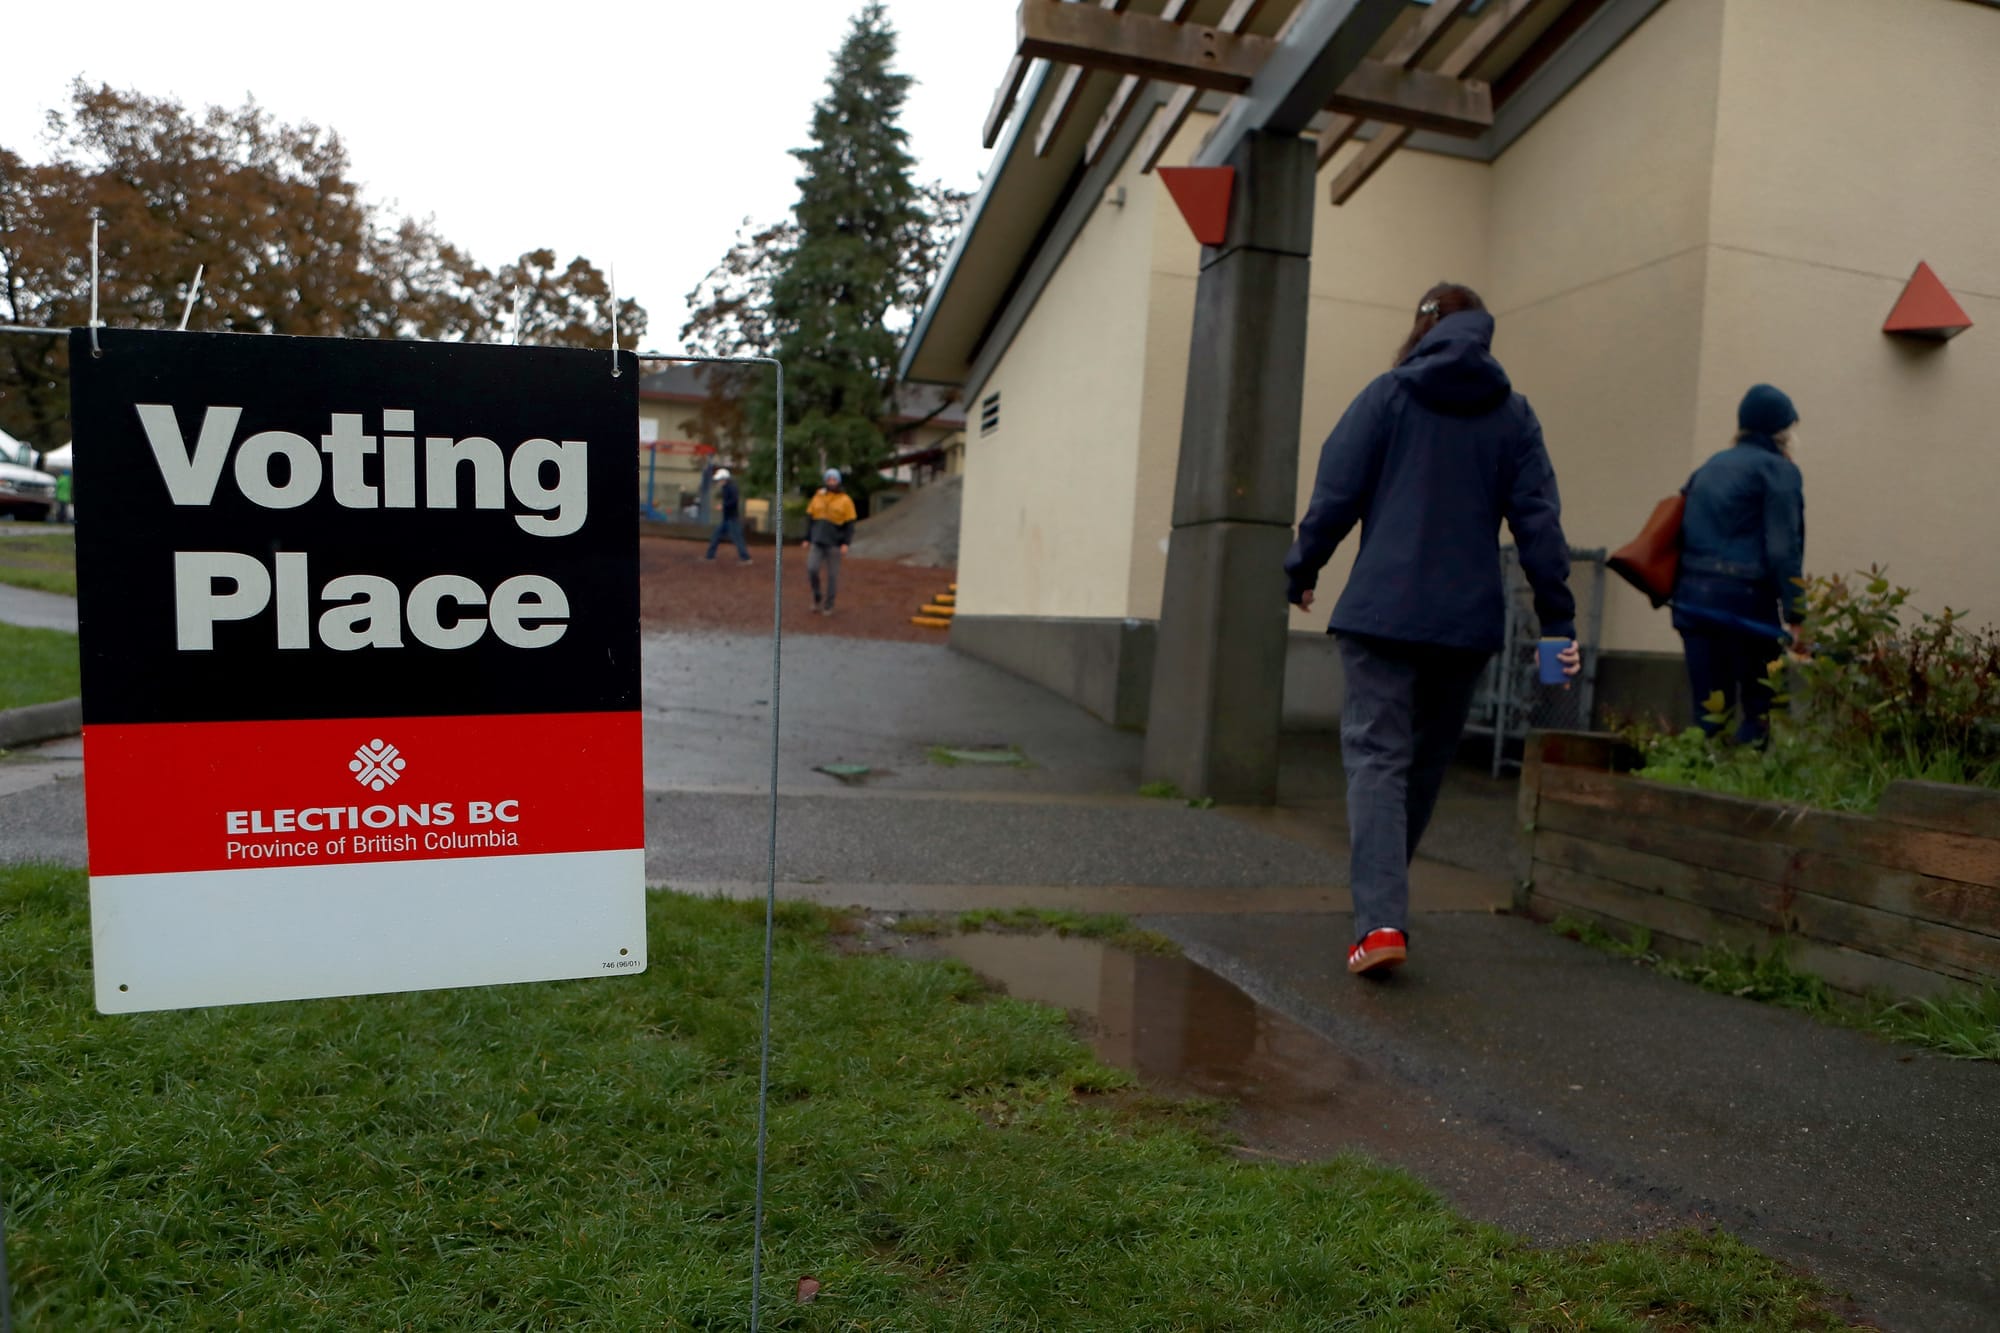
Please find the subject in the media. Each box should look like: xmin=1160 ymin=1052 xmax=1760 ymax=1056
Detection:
xmin=804 ymin=468 xmax=858 ymax=615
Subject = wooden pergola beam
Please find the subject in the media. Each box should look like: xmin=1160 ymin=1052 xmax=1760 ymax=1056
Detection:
xmin=1036 ymin=0 xmax=1133 ymax=158
xmin=1193 ymin=0 xmax=1406 ymax=157
xmin=1136 ymin=0 xmax=1273 ymax=173
xmin=1329 ymin=0 xmax=1549 ymax=204
xmin=1018 ymin=0 xmax=1275 ymax=94
xmin=1325 ymin=64 xmax=1490 ymax=138
xmin=1029 ymin=43 xmax=1485 ymax=138
xmin=1317 ymin=0 xmax=1477 ymax=167
xmin=1084 ymin=0 xmax=1198 ymax=167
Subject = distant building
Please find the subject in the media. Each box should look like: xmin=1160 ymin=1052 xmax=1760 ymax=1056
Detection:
xmin=639 ymin=364 xmax=965 ymax=521
xmin=880 ymin=383 xmax=968 ymax=492
xmin=636 ymin=365 xmax=726 ymax=522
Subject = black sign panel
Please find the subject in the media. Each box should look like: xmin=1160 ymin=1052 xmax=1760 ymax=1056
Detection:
xmin=70 ymin=329 xmax=640 ymax=724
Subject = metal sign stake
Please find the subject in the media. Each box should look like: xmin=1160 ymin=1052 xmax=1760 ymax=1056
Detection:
xmin=2 ymin=1186 xmax=14 ymax=1333
xmin=634 ymin=352 xmax=785 ymax=1331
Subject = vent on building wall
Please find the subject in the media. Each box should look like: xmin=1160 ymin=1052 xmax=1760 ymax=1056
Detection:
xmin=980 ymin=392 xmax=1000 ymax=436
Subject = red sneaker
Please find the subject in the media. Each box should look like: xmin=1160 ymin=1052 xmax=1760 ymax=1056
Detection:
xmin=1347 ymin=928 xmax=1408 ymax=976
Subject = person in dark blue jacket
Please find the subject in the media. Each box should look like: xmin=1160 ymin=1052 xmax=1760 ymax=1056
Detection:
xmin=1285 ymin=283 xmax=1578 ymax=977
xmin=1673 ymin=384 xmax=1805 ymax=743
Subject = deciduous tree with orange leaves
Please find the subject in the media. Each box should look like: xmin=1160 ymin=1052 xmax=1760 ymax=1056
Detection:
xmin=0 ymin=81 xmax=645 ymax=448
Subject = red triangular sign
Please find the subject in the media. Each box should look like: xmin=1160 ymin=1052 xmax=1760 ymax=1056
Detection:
xmin=1158 ymin=166 xmax=1234 ymax=248
xmin=1883 ymin=261 xmax=1972 ymax=340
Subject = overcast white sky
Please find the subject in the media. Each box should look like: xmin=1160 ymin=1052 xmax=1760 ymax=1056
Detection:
xmin=0 ymin=0 xmax=1016 ymax=352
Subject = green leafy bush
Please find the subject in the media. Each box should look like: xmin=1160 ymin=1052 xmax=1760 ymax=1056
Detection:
xmin=1630 ymin=568 xmax=2000 ymax=811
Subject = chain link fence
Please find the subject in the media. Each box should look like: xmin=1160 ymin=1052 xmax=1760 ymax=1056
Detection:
xmin=1464 ymin=546 xmax=1608 ymax=777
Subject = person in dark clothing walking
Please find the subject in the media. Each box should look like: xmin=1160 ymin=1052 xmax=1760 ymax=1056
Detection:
xmin=1285 ymin=284 xmax=1579 ymax=977
xmin=704 ymin=468 xmax=752 ymax=563
xmin=804 ymin=468 xmax=857 ymax=614
xmin=1673 ymin=384 xmax=1805 ymax=743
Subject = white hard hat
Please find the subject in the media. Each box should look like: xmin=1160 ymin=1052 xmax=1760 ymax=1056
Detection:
xmin=714 ymin=468 xmax=731 ymax=480
xmin=824 ymin=468 xmax=843 ymax=485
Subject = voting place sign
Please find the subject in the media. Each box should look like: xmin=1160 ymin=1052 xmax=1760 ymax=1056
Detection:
xmin=72 ymin=330 xmax=645 ymax=1013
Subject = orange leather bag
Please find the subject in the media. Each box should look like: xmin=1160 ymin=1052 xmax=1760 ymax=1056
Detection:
xmin=1607 ymin=493 xmax=1686 ymax=608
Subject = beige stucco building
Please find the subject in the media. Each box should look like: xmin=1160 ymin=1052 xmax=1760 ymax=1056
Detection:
xmin=903 ymin=0 xmax=1999 ymax=733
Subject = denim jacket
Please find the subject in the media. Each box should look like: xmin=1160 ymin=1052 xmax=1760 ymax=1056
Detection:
xmin=1678 ymin=435 xmax=1805 ymax=623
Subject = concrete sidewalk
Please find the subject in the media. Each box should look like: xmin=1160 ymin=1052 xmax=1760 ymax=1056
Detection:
xmin=0 ymin=582 xmax=77 ymax=633
xmin=1148 ymin=909 xmax=2000 ymax=1332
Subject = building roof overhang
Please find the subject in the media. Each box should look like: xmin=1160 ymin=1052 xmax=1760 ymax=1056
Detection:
xmin=900 ymin=0 xmax=1667 ymax=393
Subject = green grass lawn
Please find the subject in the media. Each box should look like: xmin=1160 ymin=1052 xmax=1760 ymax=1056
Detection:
xmin=3 ymin=864 xmax=1853 ymax=1330
xmin=0 ymin=529 xmax=76 ymax=596
xmin=0 ymin=623 xmax=80 ymax=709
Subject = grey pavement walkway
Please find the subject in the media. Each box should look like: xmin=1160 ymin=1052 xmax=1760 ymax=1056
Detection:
xmin=644 ymin=629 xmax=1143 ymax=795
xmin=0 ymin=581 xmax=77 ymax=632
xmin=0 ymin=628 xmax=1514 ymax=909
xmin=4 ymin=766 xmax=1491 ymax=918
xmin=1148 ymin=910 xmax=2000 ymax=1332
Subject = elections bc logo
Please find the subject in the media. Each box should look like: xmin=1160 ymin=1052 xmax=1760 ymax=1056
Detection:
xmin=350 ymin=739 xmax=407 ymax=791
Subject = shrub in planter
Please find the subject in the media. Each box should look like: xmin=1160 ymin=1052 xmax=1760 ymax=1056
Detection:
xmin=1633 ymin=568 xmax=2000 ymax=811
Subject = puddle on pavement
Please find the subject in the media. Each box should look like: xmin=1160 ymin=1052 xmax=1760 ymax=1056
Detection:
xmin=927 ymin=929 xmax=1685 ymax=1244
xmin=932 ymin=930 xmax=1413 ymax=1163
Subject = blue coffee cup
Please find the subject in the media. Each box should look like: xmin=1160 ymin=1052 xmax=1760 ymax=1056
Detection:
xmin=1538 ymin=638 xmax=1572 ymax=685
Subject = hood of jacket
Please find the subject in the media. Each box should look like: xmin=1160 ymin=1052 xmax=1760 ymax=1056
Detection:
xmin=1392 ymin=310 xmax=1511 ymax=415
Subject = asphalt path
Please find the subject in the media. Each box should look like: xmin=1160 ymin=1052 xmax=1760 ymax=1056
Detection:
xmin=1148 ymin=910 xmax=2000 ymax=1331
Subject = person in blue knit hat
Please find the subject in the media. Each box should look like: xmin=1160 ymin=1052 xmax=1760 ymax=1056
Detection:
xmin=1672 ymin=384 xmax=1806 ymax=742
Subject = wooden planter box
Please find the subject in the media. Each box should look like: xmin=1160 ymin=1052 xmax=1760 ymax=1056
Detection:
xmin=1517 ymin=731 xmax=2000 ymax=998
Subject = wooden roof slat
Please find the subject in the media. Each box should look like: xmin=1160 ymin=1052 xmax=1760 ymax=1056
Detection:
xmin=983 ymin=54 xmax=1034 ymax=150
xmin=1438 ymin=0 xmax=1552 ymax=83
xmin=1316 ymin=0 xmax=1478 ymax=168
xmin=1395 ymin=0 xmax=1482 ymax=66
xmin=1036 ymin=0 xmax=1134 ymax=157
xmin=1326 ymin=123 xmax=1409 ymax=203
xmin=1329 ymin=0 xmax=1550 ymax=204
xmin=1018 ymin=0 xmax=1274 ymax=92
xmin=1084 ymin=0 xmax=1199 ymax=167
xmin=1136 ymin=0 xmax=1273 ymax=173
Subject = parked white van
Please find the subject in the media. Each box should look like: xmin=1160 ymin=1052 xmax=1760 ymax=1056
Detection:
xmin=0 ymin=431 xmax=58 ymax=521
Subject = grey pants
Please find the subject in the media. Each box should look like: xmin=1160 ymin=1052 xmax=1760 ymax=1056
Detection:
xmin=807 ymin=543 xmax=842 ymax=608
xmin=1337 ymin=634 xmax=1491 ymax=938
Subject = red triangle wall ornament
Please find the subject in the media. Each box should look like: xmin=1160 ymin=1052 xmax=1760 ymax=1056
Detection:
xmin=1883 ymin=261 xmax=1973 ymax=341
xmin=1158 ymin=166 xmax=1235 ymax=248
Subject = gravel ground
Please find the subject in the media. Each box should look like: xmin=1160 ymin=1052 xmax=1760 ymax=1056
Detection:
xmin=639 ymin=534 xmax=951 ymax=644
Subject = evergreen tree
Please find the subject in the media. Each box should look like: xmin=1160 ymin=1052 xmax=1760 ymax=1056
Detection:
xmin=681 ymin=7 xmax=966 ymax=498
xmin=762 ymin=2 xmax=921 ymax=494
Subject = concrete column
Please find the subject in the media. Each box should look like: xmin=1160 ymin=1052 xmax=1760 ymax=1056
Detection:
xmin=1142 ymin=131 xmax=1316 ymax=804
